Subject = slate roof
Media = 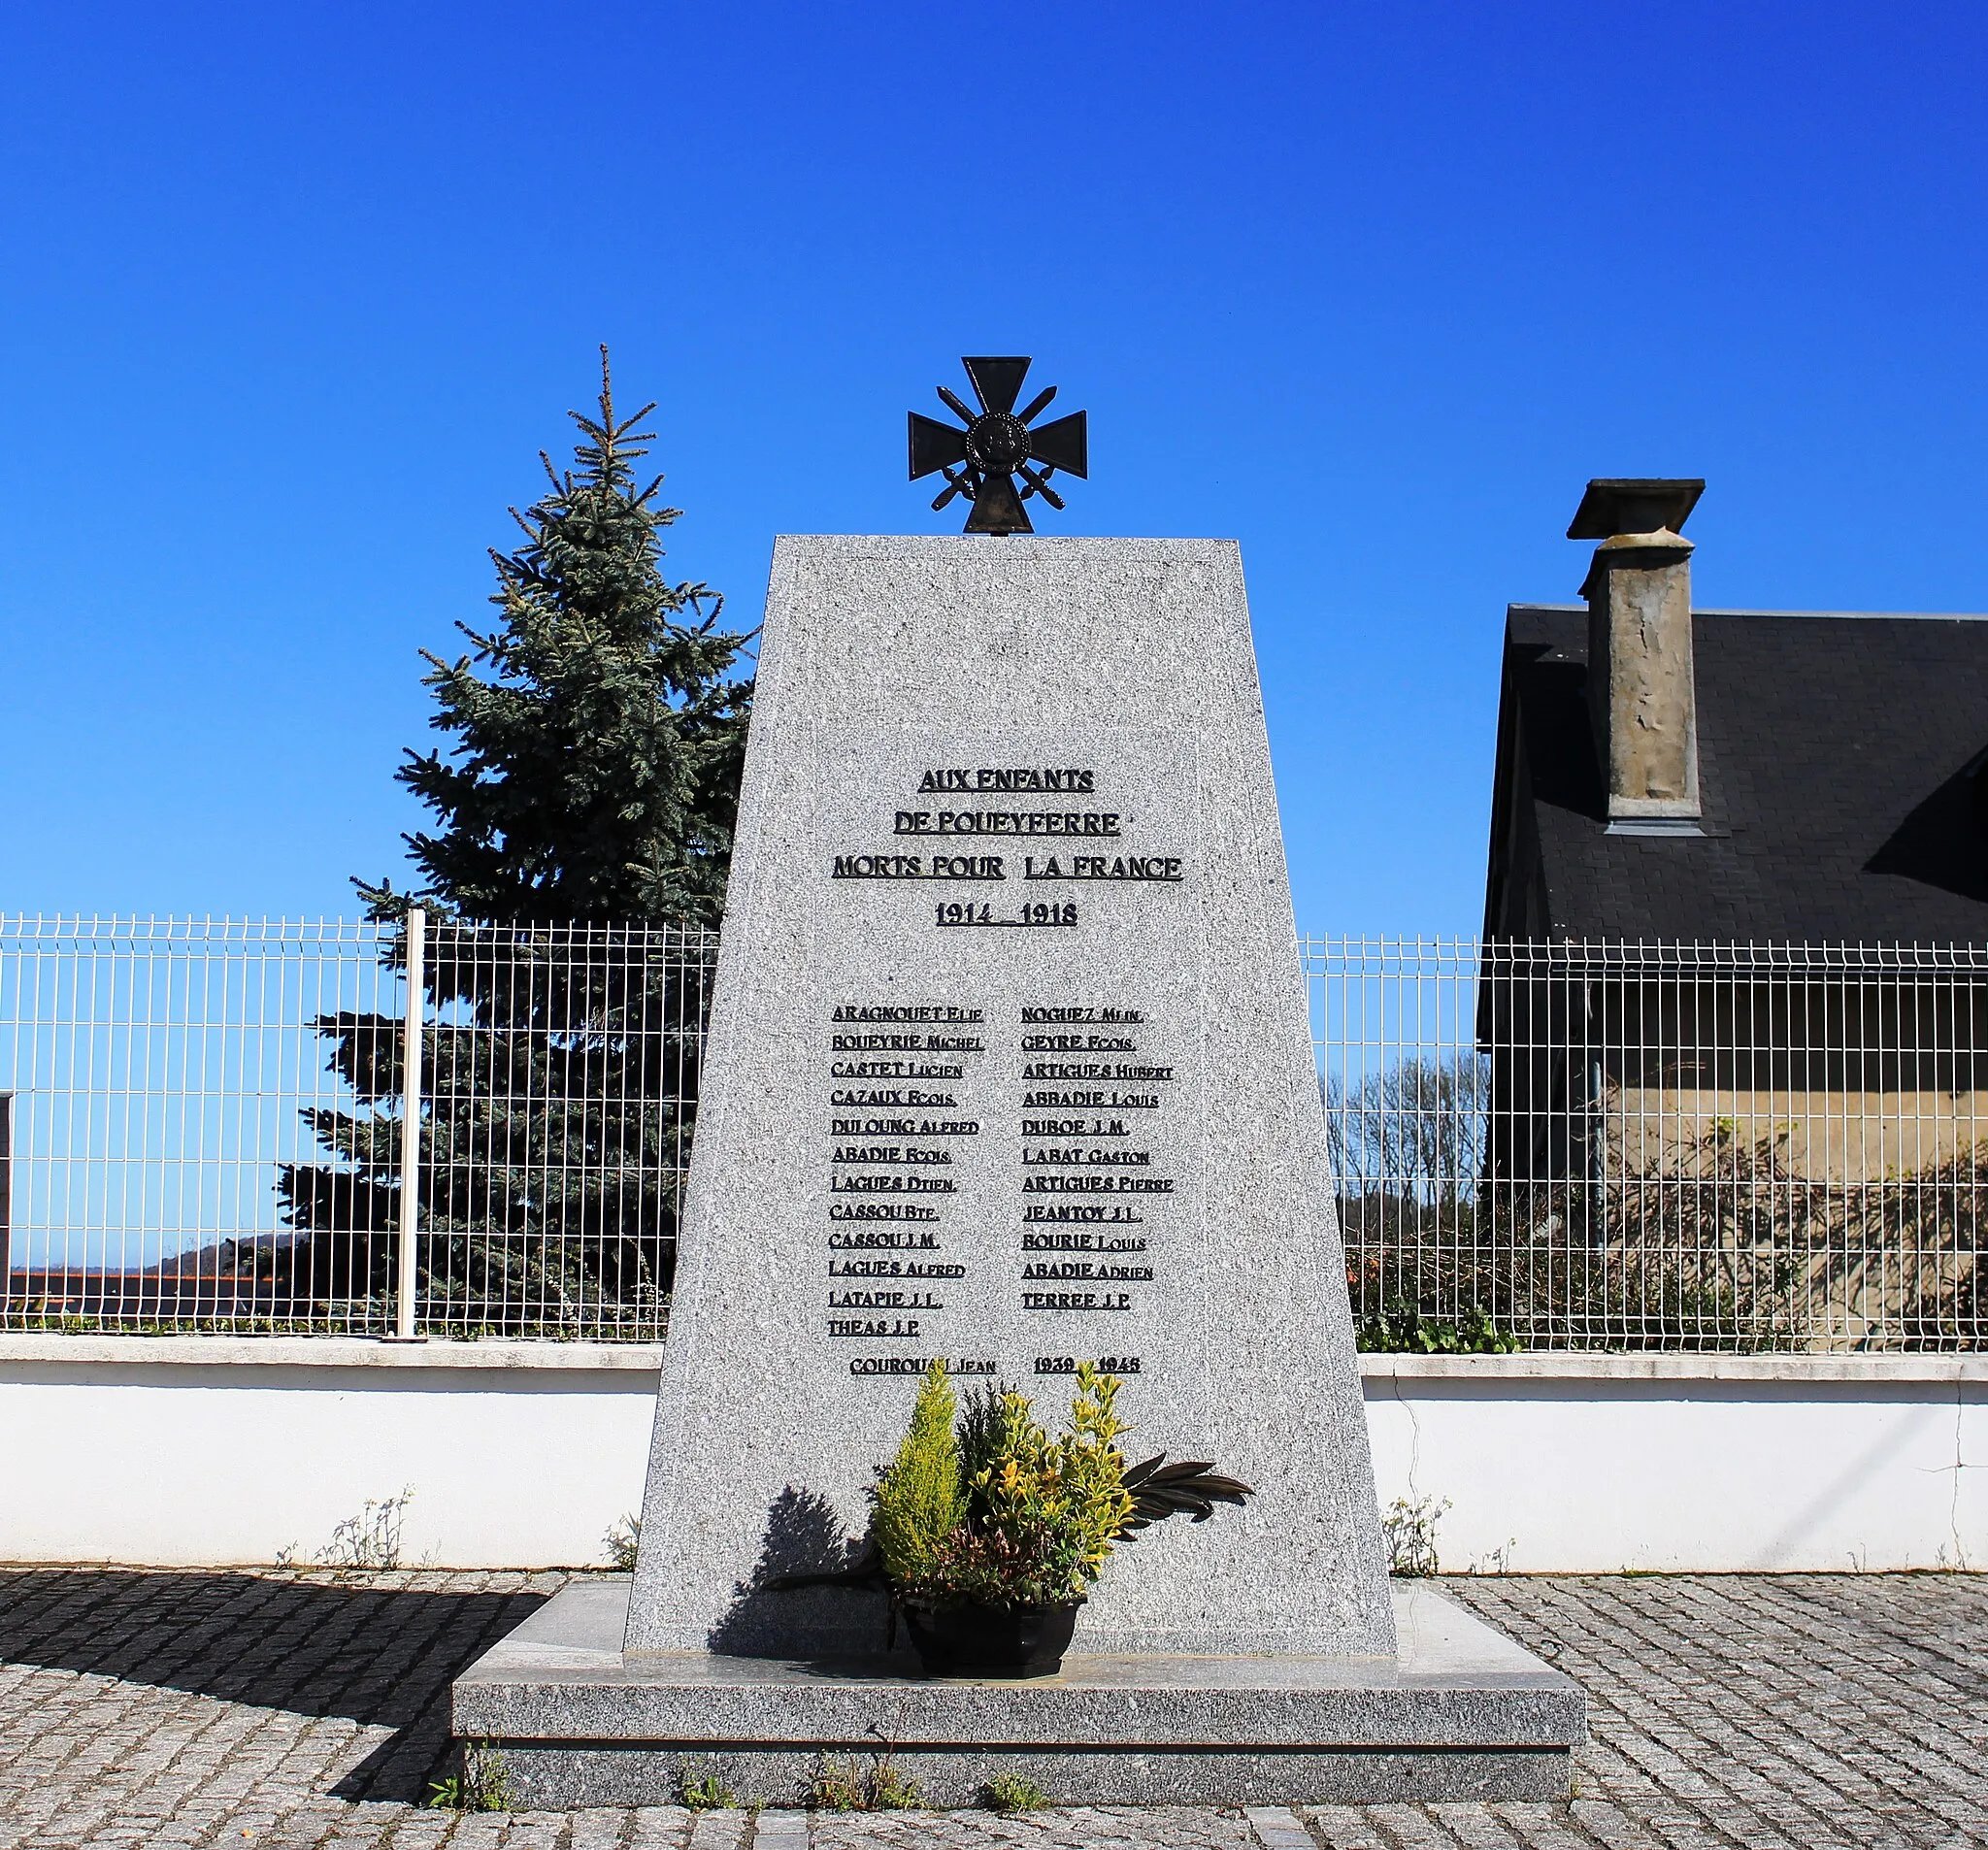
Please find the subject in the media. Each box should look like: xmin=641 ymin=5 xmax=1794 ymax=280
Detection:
xmin=1484 ymin=604 xmax=1988 ymax=942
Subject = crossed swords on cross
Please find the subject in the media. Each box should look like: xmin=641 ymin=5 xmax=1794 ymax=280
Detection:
xmin=908 ymin=356 xmax=1089 ymax=536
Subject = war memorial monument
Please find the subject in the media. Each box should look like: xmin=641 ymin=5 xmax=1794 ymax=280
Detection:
xmin=452 ymin=359 xmax=1582 ymax=1805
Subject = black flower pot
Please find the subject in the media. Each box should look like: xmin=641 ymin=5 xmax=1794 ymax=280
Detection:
xmin=901 ymin=1600 xmax=1082 ymax=1677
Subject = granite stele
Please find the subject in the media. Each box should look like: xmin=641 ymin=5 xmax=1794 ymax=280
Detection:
xmin=452 ymin=535 xmax=1582 ymax=1806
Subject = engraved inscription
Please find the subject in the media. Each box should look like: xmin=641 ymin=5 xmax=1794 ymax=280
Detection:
xmin=823 ymin=750 xmax=1196 ymax=1379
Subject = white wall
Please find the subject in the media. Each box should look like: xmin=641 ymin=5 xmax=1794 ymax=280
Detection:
xmin=1364 ymin=1353 xmax=1988 ymax=1574
xmin=0 ymin=1338 xmax=659 ymax=1569
xmin=1 ymin=1338 xmax=1981 ymax=1571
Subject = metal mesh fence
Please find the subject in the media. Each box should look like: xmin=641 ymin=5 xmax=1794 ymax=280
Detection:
xmin=4 ymin=921 xmax=1981 ymax=1347
xmin=0 ymin=919 xmax=404 ymax=1333
xmin=409 ymin=919 xmax=716 ymax=1338
xmin=1310 ymin=938 xmax=1988 ymax=1350
xmin=0 ymin=917 xmax=717 ymax=1337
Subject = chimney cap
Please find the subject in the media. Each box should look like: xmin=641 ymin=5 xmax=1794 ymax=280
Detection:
xmin=1568 ymin=479 xmax=1705 ymax=541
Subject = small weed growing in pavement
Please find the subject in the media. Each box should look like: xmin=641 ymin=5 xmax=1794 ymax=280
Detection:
xmin=604 ymin=1511 xmax=641 ymax=1570
xmin=276 ymin=1488 xmax=416 ymax=1574
xmin=1382 ymin=1493 xmax=1450 ymax=1577
xmin=811 ymin=1757 xmax=867 ymax=1811
xmin=869 ymin=1761 xmax=921 ymax=1808
xmin=322 ymin=1487 xmax=414 ymax=1569
xmin=426 ymin=1743 xmax=512 ymax=1812
xmin=288 ymin=1488 xmax=416 ymax=1573
xmin=812 ymin=1751 xmax=920 ymax=1810
xmin=980 ymin=1771 xmax=1049 ymax=1812
xmin=679 ymin=1761 xmax=738 ymax=1809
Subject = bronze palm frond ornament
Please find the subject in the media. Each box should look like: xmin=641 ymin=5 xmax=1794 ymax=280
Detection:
xmin=1118 ymin=1456 xmax=1255 ymax=1535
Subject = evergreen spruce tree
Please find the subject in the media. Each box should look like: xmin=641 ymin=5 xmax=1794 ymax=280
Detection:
xmin=366 ymin=347 xmax=749 ymax=923
xmin=273 ymin=353 xmax=752 ymax=1331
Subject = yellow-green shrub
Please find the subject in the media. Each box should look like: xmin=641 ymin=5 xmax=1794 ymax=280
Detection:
xmin=871 ymin=1361 xmax=966 ymax=1586
xmin=876 ymin=1362 xmax=1136 ymax=1608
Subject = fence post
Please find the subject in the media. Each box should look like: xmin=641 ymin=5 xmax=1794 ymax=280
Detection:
xmin=0 ymin=1091 xmax=11 ymax=1283
xmin=390 ymin=907 xmax=426 ymax=1342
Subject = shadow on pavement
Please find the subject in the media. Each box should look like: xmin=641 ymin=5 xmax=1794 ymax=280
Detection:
xmin=0 ymin=1567 xmax=552 ymax=1801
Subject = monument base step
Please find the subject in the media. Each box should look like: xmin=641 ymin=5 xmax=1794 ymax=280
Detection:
xmin=450 ymin=1578 xmax=1584 ymax=1807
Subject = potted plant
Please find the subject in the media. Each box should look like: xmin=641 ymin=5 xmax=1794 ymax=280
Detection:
xmin=865 ymin=1361 xmax=1251 ymax=1676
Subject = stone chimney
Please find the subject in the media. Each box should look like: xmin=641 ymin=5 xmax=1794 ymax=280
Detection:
xmin=1571 ymin=478 xmax=1705 ymax=830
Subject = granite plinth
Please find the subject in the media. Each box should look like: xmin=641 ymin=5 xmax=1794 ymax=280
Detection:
xmin=451 ymin=1577 xmax=1584 ymax=1807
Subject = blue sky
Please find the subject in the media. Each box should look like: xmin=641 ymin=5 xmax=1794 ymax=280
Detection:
xmin=3 ymin=2 xmax=1984 ymax=934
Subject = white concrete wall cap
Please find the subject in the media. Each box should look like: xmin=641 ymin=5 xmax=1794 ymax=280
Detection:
xmin=1359 ymin=1350 xmax=1988 ymax=1384
xmin=0 ymin=1335 xmax=1978 ymax=1383
xmin=0 ymin=1334 xmax=663 ymax=1371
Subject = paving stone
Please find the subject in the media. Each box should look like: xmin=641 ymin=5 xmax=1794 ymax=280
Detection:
xmin=685 ymin=1812 xmax=754 ymax=1850
xmin=754 ymin=1814 xmax=812 ymax=1849
xmin=626 ymin=1809 xmax=693 ymax=1849
xmin=1301 ymin=1804 xmax=1390 ymax=1849
xmin=437 ymin=1817 xmax=508 ymax=1850
xmin=566 ymin=1809 xmax=636 ymax=1850
xmin=1245 ymin=1806 xmax=1319 ymax=1847
xmin=1 ymin=1570 xmax=1985 ymax=1848
xmin=497 ymin=1815 xmax=573 ymax=1850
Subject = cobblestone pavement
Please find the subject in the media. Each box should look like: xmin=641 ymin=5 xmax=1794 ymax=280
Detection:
xmin=0 ymin=1569 xmax=1982 ymax=1848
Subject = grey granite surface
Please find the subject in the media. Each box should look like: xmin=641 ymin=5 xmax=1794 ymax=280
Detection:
xmin=483 ymin=1745 xmax=1572 ymax=1810
xmin=627 ymin=537 xmax=1393 ymax=1661
xmin=453 ymin=1576 xmax=1579 ymax=1810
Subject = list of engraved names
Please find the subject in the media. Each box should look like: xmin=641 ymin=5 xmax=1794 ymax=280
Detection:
xmin=823 ymin=756 xmax=1192 ymax=1384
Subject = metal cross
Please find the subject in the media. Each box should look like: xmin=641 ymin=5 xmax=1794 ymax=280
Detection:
xmin=908 ymin=357 xmax=1088 ymax=535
